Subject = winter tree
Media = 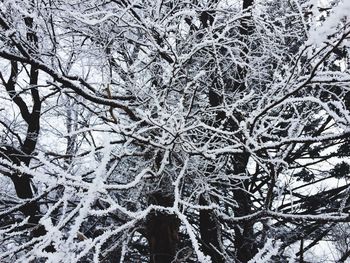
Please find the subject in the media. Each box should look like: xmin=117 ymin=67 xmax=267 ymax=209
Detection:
xmin=1 ymin=0 xmax=350 ymax=262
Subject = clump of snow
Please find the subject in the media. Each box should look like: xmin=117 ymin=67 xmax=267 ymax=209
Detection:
xmin=307 ymin=0 xmax=350 ymax=47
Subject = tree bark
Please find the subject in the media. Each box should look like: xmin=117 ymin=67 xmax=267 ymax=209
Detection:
xmin=199 ymin=195 xmax=224 ymax=263
xmin=232 ymin=152 xmax=258 ymax=262
xmin=146 ymin=191 xmax=179 ymax=263
xmin=0 ymin=9 xmax=45 ymax=237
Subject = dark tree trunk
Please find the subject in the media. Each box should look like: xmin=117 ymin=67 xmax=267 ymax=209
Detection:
xmin=199 ymin=195 xmax=224 ymax=263
xmin=231 ymin=1 xmax=256 ymax=261
xmin=2 ymin=146 xmax=46 ymax=237
xmin=0 ymin=10 xmax=45 ymax=237
xmin=146 ymin=192 xmax=179 ymax=263
xmin=233 ymin=187 xmax=257 ymax=262
xmin=11 ymin=176 xmax=38 ymax=221
xmin=232 ymin=152 xmax=258 ymax=263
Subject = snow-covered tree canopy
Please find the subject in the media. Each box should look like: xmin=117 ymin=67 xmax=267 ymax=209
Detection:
xmin=1 ymin=0 xmax=350 ymax=262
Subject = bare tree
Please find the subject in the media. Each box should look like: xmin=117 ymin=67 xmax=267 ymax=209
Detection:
xmin=1 ymin=0 xmax=350 ymax=262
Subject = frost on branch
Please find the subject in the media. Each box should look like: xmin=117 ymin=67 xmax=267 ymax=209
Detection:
xmin=1 ymin=0 xmax=350 ymax=262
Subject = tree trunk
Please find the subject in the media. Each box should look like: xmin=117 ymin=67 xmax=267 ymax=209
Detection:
xmin=146 ymin=191 xmax=179 ymax=263
xmin=232 ymin=152 xmax=258 ymax=262
xmin=199 ymin=195 xmax=224 ymax=263
xmin=1 ymin=9 xmax=45 ymax=237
